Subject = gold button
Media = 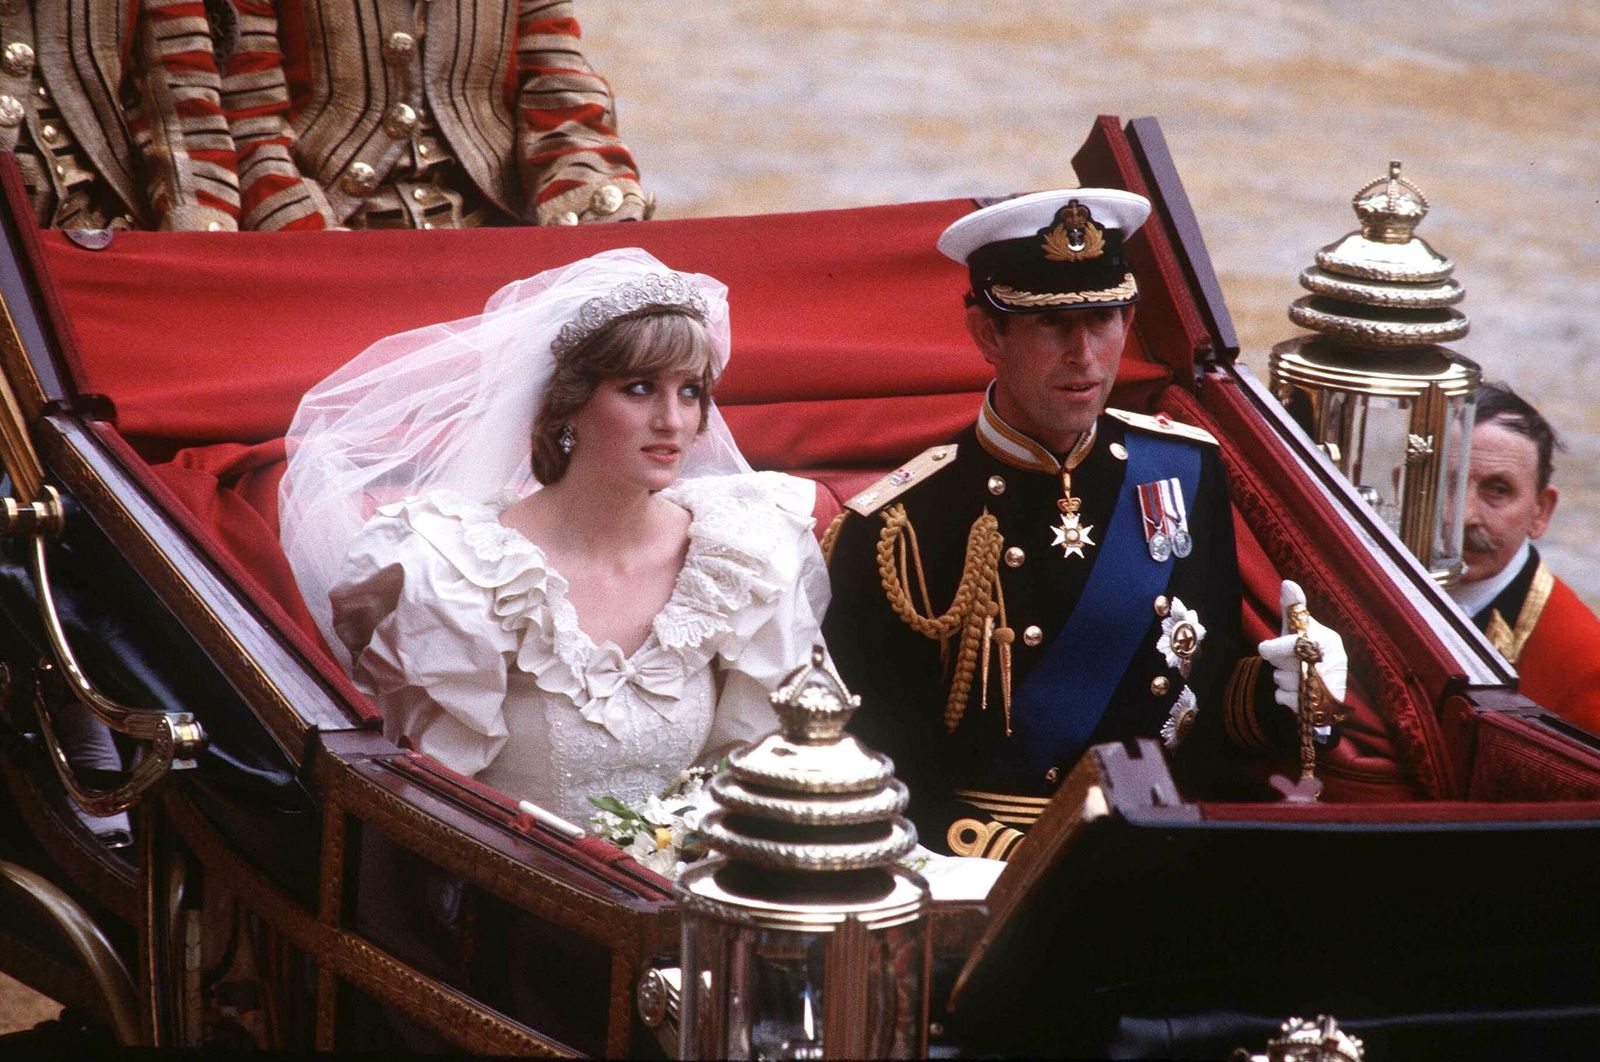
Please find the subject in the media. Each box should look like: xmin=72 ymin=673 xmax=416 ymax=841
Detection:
xmin=384 ymin=102 xmax=418 ymax=138
xmin=340 ymin=162 xmax=378 ymax=196
xmin=40 ymin=123 xmax=58 ymax=143
xmin=411 ymin=186 xmax=430 ymax=202
xmin=36 ymin=84 xmax=49 ymax=100
xmin=987 ymin=475 xmax=1006 ymax=495
xmin=1150 ymin=675 xmax=1170 ymax=696
xmin=54 ymin=163 xmax=65 ymax=178
xmin=417 ymin=142 xmax=431 ymax=157
xmin=3 ymin=42 xmax=35 ymax=76
xmin=931 ymin=448 xmax=948 ymax=461
xmin=590 ymin=183 xmax=625 ymax=216
xmin=384 ymin=31 xmax=416 ymax=61
xmin=206 ymin=221 xmax=223 ymax=232
xmin=1022 ymin=625 xmax=1043 ymax=647
xmin=1004 ymin=546 xmax=1025 ymax=568
xmin=421 ymin=222 xmax=436 ymax=229
xmin=1153 ymin=595 xmax=1170 ymax=617
xmin=1110 ymin=442 xmax=1128 ymax=461
xmin=1045 ymin=767 xmax=1060 ymax=784
xmin=0 ymin=95 xmax=24 ymax=127
xmin=557 ymin=210 xmax=580 ymax=226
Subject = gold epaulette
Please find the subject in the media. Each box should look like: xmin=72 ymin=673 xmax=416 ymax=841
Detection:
xmin=1106 ymin=407 xmax=1218 ymax=447
xmin=844 ymin=444 xmax=959 ymax=516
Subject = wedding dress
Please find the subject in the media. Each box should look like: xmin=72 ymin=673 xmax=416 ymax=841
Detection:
xmin=329 ymin=470 xmax=827 ymax=824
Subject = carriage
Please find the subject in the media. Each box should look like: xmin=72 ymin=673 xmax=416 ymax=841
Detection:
xmin=1 ymin=115 xmax=1597 ymax=1057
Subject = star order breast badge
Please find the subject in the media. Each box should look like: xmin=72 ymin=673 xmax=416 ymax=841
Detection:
xmin=1052 ymin=511 xmax=1095 ymax=559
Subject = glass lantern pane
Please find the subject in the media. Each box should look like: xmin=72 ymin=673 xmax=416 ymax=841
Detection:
xmin=862 ymin=920 xmax=929 ymax=1058
xmin=747 ymin=930 xmax=828 ymax=1060
xmin=1324 ymin=391 xmax=1414 ymax=536
xmin=1430 ymin=391 xmax=1475 ymax=575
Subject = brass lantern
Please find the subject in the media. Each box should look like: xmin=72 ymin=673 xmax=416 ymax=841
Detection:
xmin=1270 ymin=161 xmax=1481 ymax=585
xmin=675 ymin=648 xmax=931 ymax=1060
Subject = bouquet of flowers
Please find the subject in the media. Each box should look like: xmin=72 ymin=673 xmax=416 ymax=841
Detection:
xmin=588 ymin=761 xmax=725 ymax=880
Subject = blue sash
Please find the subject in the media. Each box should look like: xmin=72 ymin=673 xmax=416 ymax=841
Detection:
xmin=1009 ymin=432 xmax=1201 ymax=775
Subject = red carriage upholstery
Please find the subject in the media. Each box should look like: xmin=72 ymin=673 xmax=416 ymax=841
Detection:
xmin=39 ymin=198 xmax=1177 ymax=634
xmin=35 ymin=197 xmax=1420 ymax=800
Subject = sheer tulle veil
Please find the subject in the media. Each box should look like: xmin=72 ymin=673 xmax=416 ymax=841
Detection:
xmin=280 ymin=247 xmax=752 ymax=663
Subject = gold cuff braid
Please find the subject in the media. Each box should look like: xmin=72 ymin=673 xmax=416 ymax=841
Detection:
xmin=947 ymin=817 xmax=1027 ymax=861
xmin=1224 ymin=655 xmax=1271 ymax=750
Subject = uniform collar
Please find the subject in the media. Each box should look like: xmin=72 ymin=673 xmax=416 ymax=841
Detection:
xmin=1449 ymin=538 xmax=1532 ymax=619
xmin=975 ymin=386 xmax=1097 ymax=474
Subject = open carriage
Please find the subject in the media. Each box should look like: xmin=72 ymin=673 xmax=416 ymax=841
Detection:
xmin=1 ymin=116 xmax=1597 ymax=1058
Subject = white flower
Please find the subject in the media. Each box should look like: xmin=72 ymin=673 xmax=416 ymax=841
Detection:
xmin=1156 ymin=598 xmax=1206 ymax=677
xmin=589 ymin=761 xmax=727 ymax=881
xmin=1161 ymin=686 xmax=1199 ymax=748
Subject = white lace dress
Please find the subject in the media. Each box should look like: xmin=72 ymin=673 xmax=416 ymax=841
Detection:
xmin=329 ymin=471 xmax=830 ymax=825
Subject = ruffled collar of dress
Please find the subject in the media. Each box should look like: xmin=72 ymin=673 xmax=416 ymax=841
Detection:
xmin=386 ymin=477 xmax=795 ymax=739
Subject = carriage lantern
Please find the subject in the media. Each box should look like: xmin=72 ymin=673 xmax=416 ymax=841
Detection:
xmin=672 ymin=647 xmax=931 ymax=1060
xmin=1269 ymin=161 xmax=1480 ymax=585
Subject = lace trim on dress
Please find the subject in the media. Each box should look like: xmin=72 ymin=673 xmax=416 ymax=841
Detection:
xmin=386 ymin=478 xmax=800 ymax=740
xmin=652 ymin=475 xmax=792 ymax=650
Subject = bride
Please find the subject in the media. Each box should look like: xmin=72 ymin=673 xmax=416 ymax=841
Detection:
xmin=280 ymin=248 xmax=829 ymax=826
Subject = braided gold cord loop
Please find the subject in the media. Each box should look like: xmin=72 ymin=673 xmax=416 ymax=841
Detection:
xmin=875 ymin=505 xmax=1004 ymax=732
xmin=820 ymin=509 xmax=850 ymax=567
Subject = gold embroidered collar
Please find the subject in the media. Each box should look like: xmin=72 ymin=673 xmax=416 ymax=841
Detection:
xmin=976 ymin=388 xmax=1097 ymax=474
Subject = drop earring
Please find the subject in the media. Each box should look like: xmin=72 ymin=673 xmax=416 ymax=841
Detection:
xmin=558 ymin=424 xmax=577 ymax=455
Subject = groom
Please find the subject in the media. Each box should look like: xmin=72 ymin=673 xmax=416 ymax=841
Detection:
xmin=822 ymin=189 xmax=1346 ymax=859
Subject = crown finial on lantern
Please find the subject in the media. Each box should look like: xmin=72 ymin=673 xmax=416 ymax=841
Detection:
xmin=1351 ymin=158 xmax=1429 ymax=244
xmin=1284 ymin=159 xmax=1465 ymax=347
xmin=769 ymin=644 xmax=862 ymax=745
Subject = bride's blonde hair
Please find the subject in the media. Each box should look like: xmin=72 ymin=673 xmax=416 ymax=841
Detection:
xmin=531 ymin=308 xmax=719 ymax=484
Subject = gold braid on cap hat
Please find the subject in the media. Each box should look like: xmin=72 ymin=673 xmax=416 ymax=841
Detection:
xmin=551 ymin=272 xmax=710 ymax=359
xmin=990 ymin=275 xmax=1139 ymax=308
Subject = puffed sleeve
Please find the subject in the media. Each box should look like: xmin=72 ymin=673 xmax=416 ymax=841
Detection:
xmin=702 ymin=473 xmax=833 ymax=756
xmin=330 ymin=503 xmax=521 ymax=779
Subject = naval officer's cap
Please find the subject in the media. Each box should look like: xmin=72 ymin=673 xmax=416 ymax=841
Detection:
xmin=938 ymin=188 xmax=1151 ymax=313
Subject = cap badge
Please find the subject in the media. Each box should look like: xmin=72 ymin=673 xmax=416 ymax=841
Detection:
xmin=1042 ymin=200 xmax=1105 ymax=262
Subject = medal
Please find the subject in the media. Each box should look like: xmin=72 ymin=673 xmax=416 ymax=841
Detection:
xmin=1157 ymin=599 xmax=1206 ymax=678
xmin=1052 ymin=510 xmax=1095 ymax=559
xmin=1137 ymin=477 xmax=1192 ymax=563
xmin=1049 ymin=427 xmax=1098 ymax=561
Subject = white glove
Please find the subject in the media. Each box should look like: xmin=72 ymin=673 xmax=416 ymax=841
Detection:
xmin=1257 ymin=580 xmax=1348 ymax=713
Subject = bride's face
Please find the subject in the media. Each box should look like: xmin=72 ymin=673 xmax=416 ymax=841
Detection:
xmin=565 ymin=369 xmax=705 ymax=491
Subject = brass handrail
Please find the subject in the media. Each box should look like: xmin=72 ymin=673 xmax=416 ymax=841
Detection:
xmin=2 ymin=488 xmax=207 ymax=816
xmin=32 ymin=673 xmax=203 ymax=818
xmin=0 ymin=858 xmax=142 ymax=1045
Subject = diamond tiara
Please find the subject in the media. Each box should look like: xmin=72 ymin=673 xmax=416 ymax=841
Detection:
xmin=550 ymin=272 xmax=710 ymax=360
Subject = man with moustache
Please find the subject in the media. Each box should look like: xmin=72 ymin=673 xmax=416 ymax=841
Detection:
xmin=822 ymin=189 xmax=1351 ymax=860
xmin=1448 ymin=382 xmax=1600 ymax=732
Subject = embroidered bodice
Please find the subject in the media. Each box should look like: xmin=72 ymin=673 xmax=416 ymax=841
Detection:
xmin=330 ymin=472 xmax=827 ymax=824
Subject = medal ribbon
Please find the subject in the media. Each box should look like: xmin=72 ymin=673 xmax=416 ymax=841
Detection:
xmin=1008 ymin=432 xmax=1201 ymax=776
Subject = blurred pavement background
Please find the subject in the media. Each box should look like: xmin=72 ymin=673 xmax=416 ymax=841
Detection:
xmin=585 ymin=0 xmax=1600 ymax=606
